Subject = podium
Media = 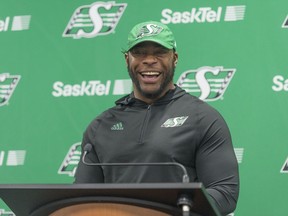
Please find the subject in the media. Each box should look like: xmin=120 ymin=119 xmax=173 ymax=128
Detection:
xmin=0 ymin=183 xmax=221 ymax=216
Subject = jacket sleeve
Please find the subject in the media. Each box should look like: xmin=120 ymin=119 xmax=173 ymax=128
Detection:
xmin=196 ymin=107 xmax=239 ymax=215
xmin=74 ymin=119 xmax=104 ymax=183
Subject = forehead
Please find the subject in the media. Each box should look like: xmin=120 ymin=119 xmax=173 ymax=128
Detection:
xmin=132 ymin=41 xmax=168 ymax=50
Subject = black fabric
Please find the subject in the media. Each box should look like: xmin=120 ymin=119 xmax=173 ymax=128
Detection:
xmin=74 ymin=86 xmax=239 ymax=215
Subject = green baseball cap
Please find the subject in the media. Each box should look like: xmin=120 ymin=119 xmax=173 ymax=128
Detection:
xmin=126 ymin=21 xmax=177 ymax=51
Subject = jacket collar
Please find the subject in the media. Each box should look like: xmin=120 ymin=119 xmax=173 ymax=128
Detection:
xmin=115 ymin=85 xmax=186 ymax=107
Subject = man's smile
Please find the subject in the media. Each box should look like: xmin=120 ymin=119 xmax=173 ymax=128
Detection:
xmin=139 ymin=71 xmax=161 ymax=83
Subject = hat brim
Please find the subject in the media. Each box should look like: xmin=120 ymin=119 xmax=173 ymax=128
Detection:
xmin=128 ymin=38 xmax=174 ymax=51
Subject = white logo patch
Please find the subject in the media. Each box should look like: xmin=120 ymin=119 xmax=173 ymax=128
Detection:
xmin=161 ymin=116 xmax=188 ymax=128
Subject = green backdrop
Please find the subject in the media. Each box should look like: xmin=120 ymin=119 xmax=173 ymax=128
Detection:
xmin=0 ymin=0 xmax=287 ymax=215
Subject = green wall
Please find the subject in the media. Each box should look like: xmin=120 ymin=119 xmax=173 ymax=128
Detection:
xmin=1 ymin=1 xmax=287 ymax=215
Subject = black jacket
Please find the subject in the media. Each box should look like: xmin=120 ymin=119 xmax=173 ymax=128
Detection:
xmin=75 ymin=86 xmax=239 ymax=215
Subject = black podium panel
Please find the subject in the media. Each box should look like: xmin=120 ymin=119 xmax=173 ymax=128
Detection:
xmin=0 ymin=183 xmax=221 ymax=216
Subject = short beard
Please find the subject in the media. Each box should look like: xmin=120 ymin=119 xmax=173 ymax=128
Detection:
xmin=127 ymin=64 xmax=175 ymax=100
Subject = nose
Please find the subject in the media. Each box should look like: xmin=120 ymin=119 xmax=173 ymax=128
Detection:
xmin=142 ymin=54 xmax=157 ymax=65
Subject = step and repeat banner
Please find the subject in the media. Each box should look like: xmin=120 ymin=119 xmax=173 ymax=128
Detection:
xmin=0 ymin=0 xmax=287 ymax=215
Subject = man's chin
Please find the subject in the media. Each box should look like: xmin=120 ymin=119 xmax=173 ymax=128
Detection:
xmin=139 ymin=88 xmax=162 ymax=99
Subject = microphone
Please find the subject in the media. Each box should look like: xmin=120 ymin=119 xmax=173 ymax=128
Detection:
xmin=82 ymin=143 xmax=190 ymax=183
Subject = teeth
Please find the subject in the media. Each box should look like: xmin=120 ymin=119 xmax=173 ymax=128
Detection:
xmin=141 ymin=72 xmax=160 ymax=75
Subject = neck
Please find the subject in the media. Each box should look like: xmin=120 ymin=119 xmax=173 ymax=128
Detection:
xmin=133 ymin=84 xmax=175 ymax=104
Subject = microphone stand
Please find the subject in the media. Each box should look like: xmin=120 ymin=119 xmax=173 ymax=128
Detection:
xmin=82 ymin=144 xmax=193 ymax=216
xmin=82 ymin=149 xmax=190 ymax=183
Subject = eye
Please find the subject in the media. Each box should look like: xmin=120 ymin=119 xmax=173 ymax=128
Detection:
xmin=155 ymin=49 xmax=169 ymax=56
xmin=130 ymin=47 xmax=170 ymax=58
xmin=130 ymin=49 xmax=146 ymax=57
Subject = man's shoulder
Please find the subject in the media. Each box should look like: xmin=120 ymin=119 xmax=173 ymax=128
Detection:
xmin=176 ymin=90 xmax=221 ymax=115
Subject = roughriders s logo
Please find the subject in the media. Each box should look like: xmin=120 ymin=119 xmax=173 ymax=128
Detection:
xmin=177 ymin=66 xmax=235 ymax=101
xmin=58 ymin=143 xmax=81 ymax=177
xmin=161 ymin=116 xmax=189 ymax=128
xmin=0 ymin=73 xmax=21 ymax=106
xmin=63 ymin=1 xmax=127 ymax=39
xmin=136 ymin=24 xmax=163 ymax=39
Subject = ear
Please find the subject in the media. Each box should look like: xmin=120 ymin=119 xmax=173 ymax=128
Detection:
xmin=173 ymin=52 xmax=178 ymax=67
xmin=124 ymin=52 xmax=129 ymax=66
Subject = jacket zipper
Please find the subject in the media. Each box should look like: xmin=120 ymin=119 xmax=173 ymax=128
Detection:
xmin=138 ymin=105 xmax=151 ymax=144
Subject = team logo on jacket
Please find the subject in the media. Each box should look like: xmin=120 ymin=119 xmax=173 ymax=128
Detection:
xmin=280 ymin=157 xmax=288 ymax=173
xmin=177 ymin=66 xmax=236 ymax=101
xmin=63 ymin=1 xmax=127 ymax=39
xmin=0 ymin=73 xmax=21 ymax=106
xmin=282 ymin=15 xmax=288 ymax=28
xmin=58 ymin=143 xmax=81 ymax=177
xmin=161 ymin=116 xmax=188 ymax=128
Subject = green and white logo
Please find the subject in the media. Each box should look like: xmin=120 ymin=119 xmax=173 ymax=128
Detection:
xmin=136 ymin=24 xmax=163 ymax=39
xmin=161 ymin=116 xmax=188 ymax=128
xmin=51 ymin=79 xmax=132 ymax=97
xmin=0 ymin=73 xmax=21 ymax=107
xmin=63 ymin=1 xmax=127 ymax=39
xmin=177 ymin=66 xmax=235 ymax=101
xmin=161 ymin=5 xmax=246 ymax=24
xmin=58 ymin=143 xmax=81 ymax=177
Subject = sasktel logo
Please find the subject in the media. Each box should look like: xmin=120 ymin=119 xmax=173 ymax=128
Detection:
xmin=161 ymin=5 xmax=246 ymax=24
xmin=272 ymin=75 xmax=288 ymax=92
xmin=52 ymin=79 xmax=132 ymax=97
xmin=177 ymin=66 xmax=236 ymax=101
xmin=0 ymin=73 xmax=21 ymax=106
xmin=0 ymin=15 xmax=31 ymax=32
xmin=63 ymin=1 xmax=127 ymax=39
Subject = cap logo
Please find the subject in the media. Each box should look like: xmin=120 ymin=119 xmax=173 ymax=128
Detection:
xmin=136 ymin=24 xmax=163 ymax=39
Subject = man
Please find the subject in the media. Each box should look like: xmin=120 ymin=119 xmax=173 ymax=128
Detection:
xmin=74 ymin=21 xmax=239 ymax=215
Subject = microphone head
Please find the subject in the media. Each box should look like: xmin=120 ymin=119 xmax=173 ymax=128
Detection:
xmin=84 ymin=143 xmax=93 ymax=153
